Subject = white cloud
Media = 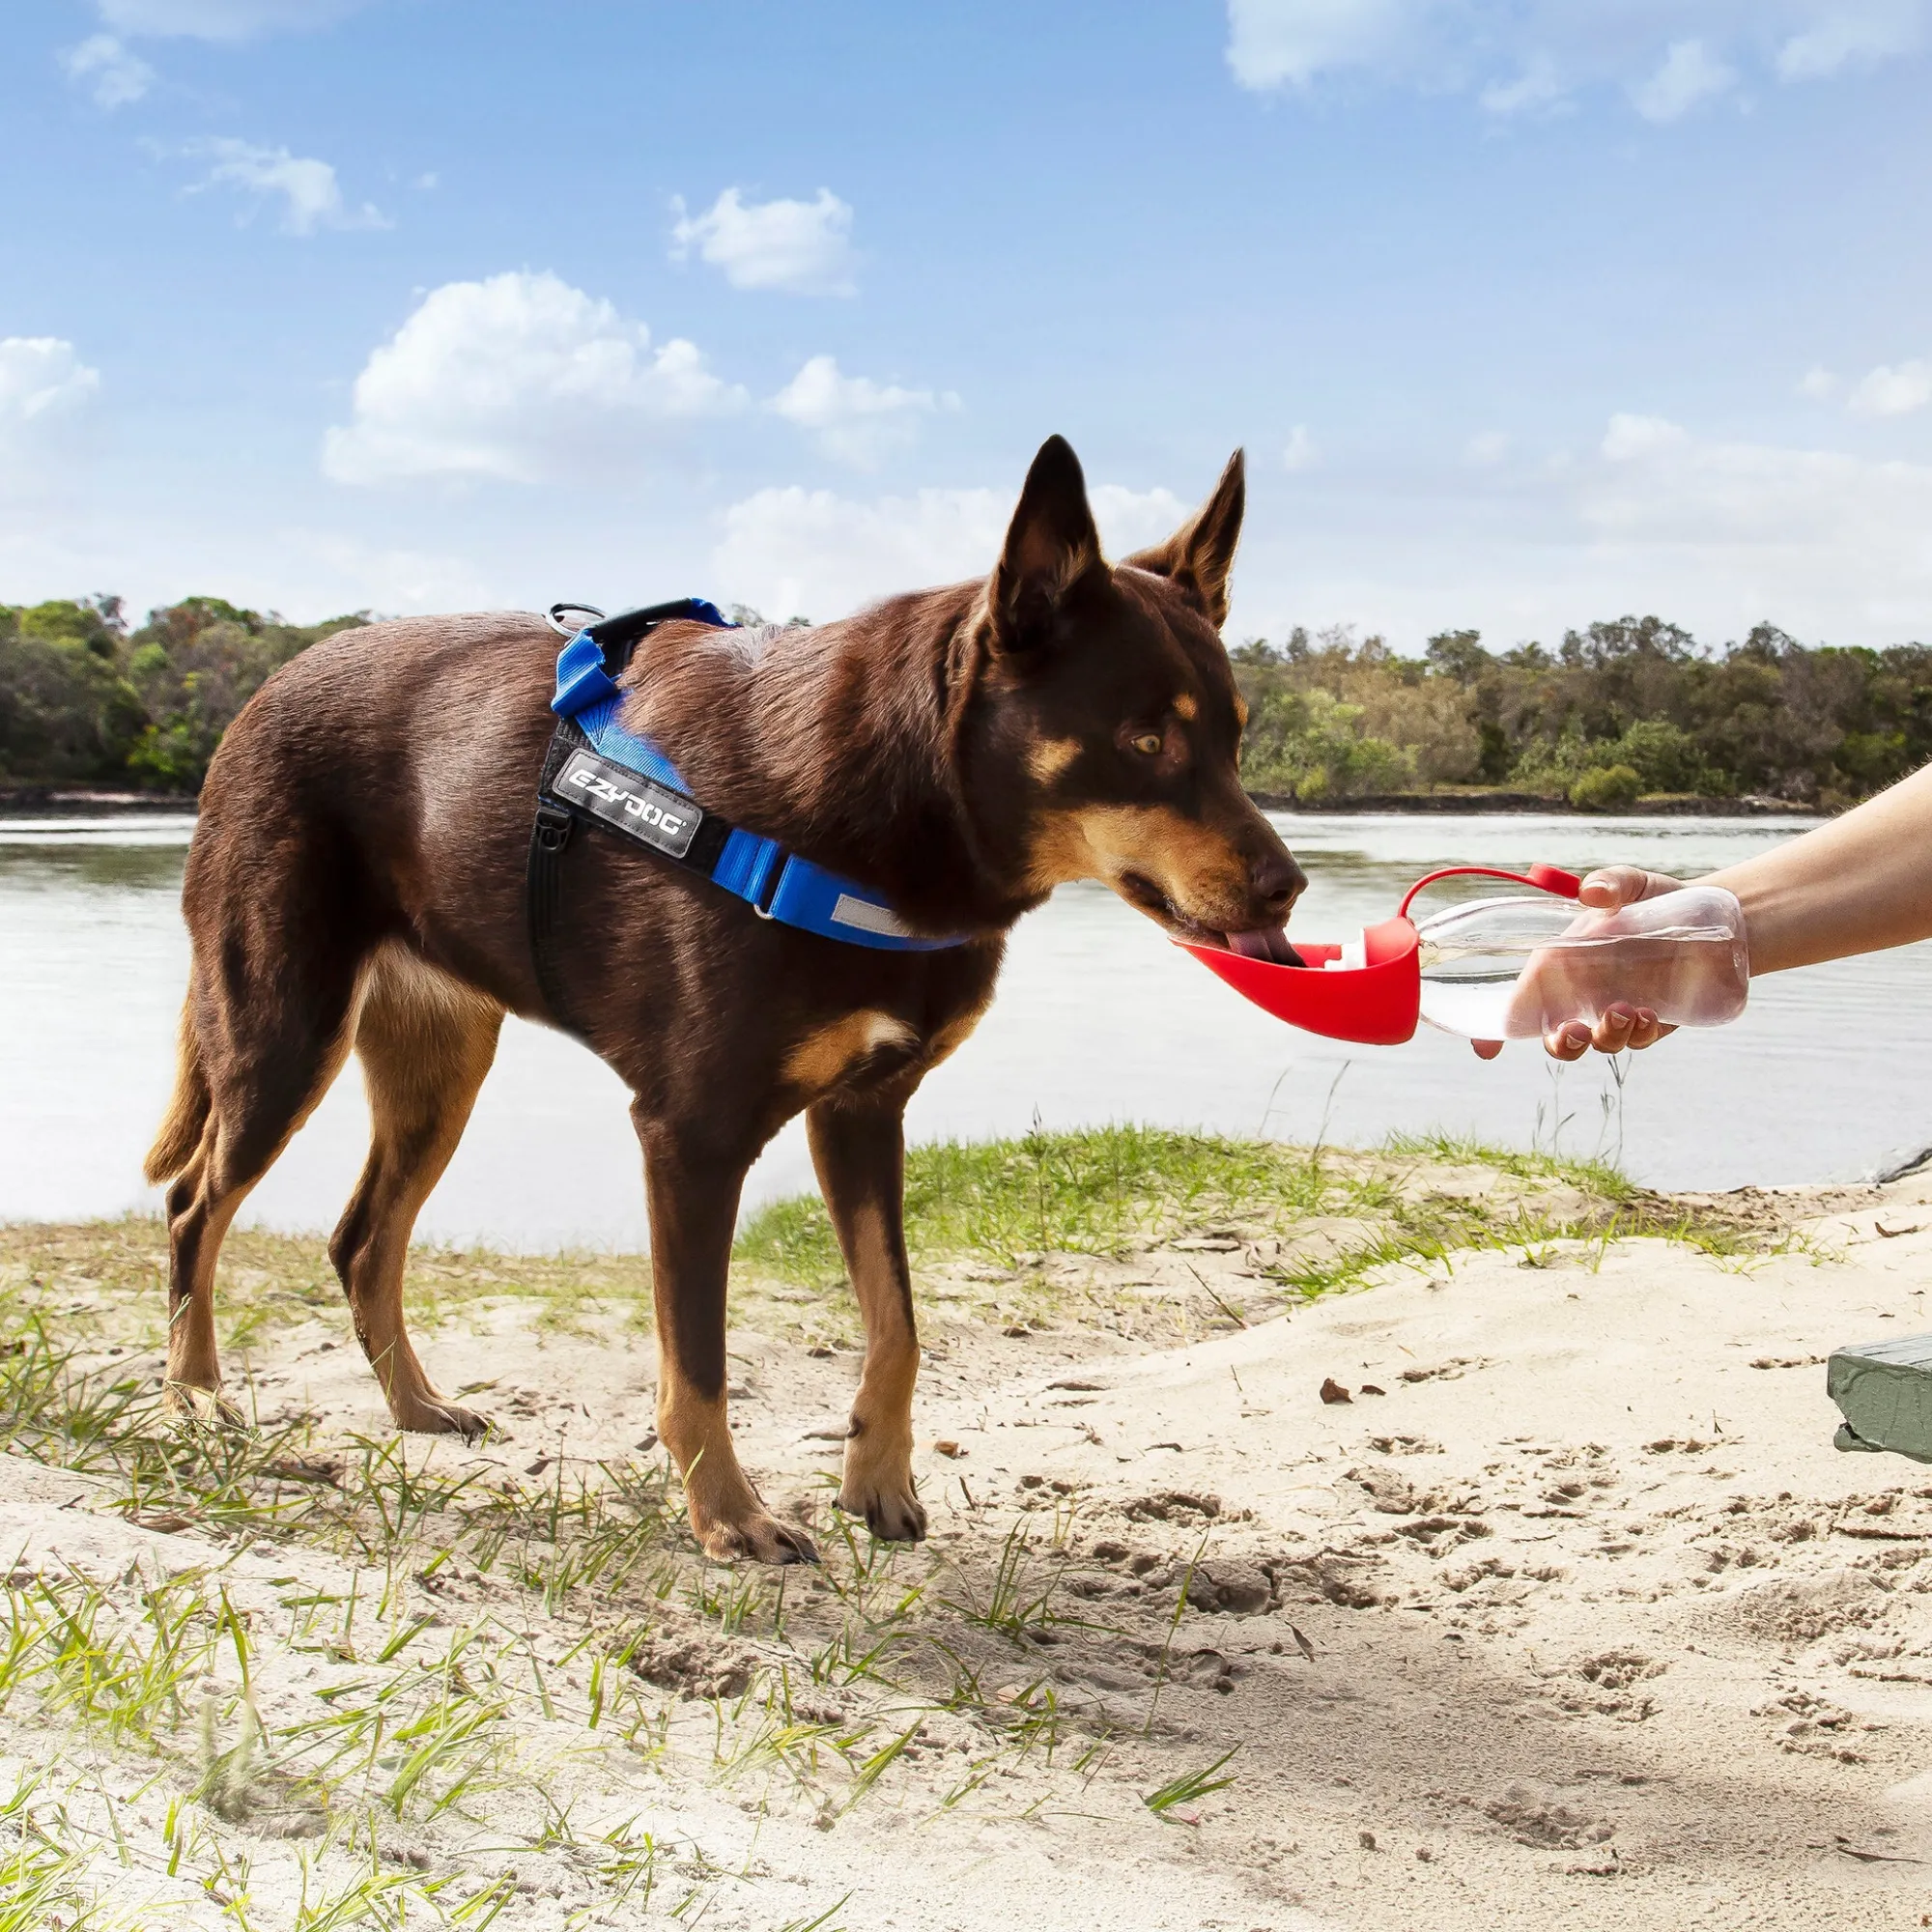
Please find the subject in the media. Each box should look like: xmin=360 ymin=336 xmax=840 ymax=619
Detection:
xmin=1226 ymin=0 xmax=1414 ymax=88
xmin=1631 ymin=38 xmax=1734 ymax=119
xmin=0 ymin=339 xmax=100 ymax=497
xmin=1848 ymin=356 xmax=1932 ymax=417
xmin=323 ymin=270 xmax=744 ymax=487
xmin=1225 ymin=412 xmax=1932 ymax=659
xmin=1579 ymin=414 xmax=1932 ymax=623
xmin=289 ymin=531 xmax=495 ymax=613
xmin=187 ymin=138 xmax=386 ymax=234
xmin=712 ymin=482 xmax=1188 ymax=625
xmin=1777 ymin=1 xmax=1925 ymax=75
xmin=713 ymin=487 xmax=1001 ymax=622
xmin=1282 ymin=424 xmax=1319 ymax=471
xmin=63 ymin=34 xmax=155 ymax=107
xmin=1798 ymin=365 xmax=1842 ymax=400
xmin=1224 ymin=2 xmax=1927 ymax=113
xmin=0 ymin=338 xmax=101 ymax=432
xmin=1465 ymin=429 xmax=1510 ymax=465
xmin=1090 ymin=485 xmax=1193 ymax=554
xmin=1479 ymin=55 xmax=1566 ymax=116
xmin=97 ymin=0 xmax=363 ymax=41
xmin=668 ymin=188 xmax=857 ymax=296
xmin=1602 ymin=412 xmax=1691 ymax=461
xmin=769 ymin=355 xmax=956 ymax=467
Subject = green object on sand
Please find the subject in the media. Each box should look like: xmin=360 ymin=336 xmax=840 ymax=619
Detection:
xmin=1830 ymin=1335 xmax=1932 ymax=1463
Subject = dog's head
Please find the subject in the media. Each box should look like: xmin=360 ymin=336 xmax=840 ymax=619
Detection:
xmin=968 ymin=436 xmax=1304 ymax=948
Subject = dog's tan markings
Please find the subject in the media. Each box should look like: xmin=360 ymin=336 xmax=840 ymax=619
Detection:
xmin=805 ymin=1106 xmax=927 ymax=1541
xmin=158 ymin=992 xmax=357 ymax=1418
xmin=925 ymin=991 xmax=994 ymax=1070
xmin=784 ymin=1010 xmax=919 ymax=1095
xmin=655 ymin=1373 xmax=798 ymax=1562
xmin=835 ymin=1198 xmax=925 ymax=1539
xmin=162 ymin=1179 xmax=250 ymax=1421
xmin=1028 ymin=735 xmax=1082 ymax=783
xmin=644 ymin=1119 xmax=815 ymax=1566
xmin=1173 ymin=692 xmax=1198 ymax=721
xmin=145 ymin=1004 xmax=212 ymax=1186
xmin=1026 ymin=804 xmax=1251 ymax=923
xmin=328 ymin=943 xmax=504 ymax=1438
xmin=1235 ymin=693 xmax=1249 ymax=728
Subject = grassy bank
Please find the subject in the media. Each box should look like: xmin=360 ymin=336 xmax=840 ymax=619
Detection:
xmin=0 ymin=1128 xmax=1807 ymax=1926
xmin=1 ymin=1127 xmax=1768 ymax=1359
xmin=733 ymin=1123 xmax=1760 ymax=1328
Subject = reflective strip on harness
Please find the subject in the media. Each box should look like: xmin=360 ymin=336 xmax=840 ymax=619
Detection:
xmin=831 ymin=893 xmax=915 ymax=939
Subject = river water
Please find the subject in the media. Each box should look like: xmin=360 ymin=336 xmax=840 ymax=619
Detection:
xmin=4 ymin=811 xmax=1928 ymax=1250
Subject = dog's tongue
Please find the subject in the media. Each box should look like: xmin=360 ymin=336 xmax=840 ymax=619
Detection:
xmin=1226 ymin=926 xmax=1306 ymax=967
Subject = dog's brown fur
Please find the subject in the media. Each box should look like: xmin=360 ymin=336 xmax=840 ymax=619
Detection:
xmin=144 ymin=437 xmax=1302 ymax=1563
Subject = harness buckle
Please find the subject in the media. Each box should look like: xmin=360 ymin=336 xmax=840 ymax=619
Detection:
xmin=533 ymin=801 xmax=575 ymax=854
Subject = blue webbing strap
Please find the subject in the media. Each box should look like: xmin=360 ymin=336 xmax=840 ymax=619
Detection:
xmin=544 ymin=603 xmax=961 ymax=954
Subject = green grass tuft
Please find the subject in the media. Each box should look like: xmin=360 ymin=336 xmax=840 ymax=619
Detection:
xmin=736 ymin=1124 xmax=1333 ymax=1284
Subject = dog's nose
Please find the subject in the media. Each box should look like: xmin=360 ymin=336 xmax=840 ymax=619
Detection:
xmin=1250 ymin=848 xmax=1306 ymax=917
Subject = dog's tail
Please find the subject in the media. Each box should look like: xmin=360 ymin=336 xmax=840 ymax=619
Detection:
xmin=144 ymin=1001 xmax=211 ymax=1185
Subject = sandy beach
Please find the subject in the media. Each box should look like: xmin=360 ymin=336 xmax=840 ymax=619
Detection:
xmin=7 ymin=1152 xmax=1932 ymax=1927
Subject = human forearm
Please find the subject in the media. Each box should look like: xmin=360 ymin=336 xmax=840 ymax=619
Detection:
xmin=1701 ymin=761 xmax=1932 ymax=975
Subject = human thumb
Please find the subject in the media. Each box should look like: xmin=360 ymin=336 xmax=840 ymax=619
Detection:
xmin=1577 ymin=865 xmax=1662 ymax=911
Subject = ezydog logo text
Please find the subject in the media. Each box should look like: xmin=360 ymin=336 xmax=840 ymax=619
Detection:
xmin=555 ymin=749 xmax=699 ymax=859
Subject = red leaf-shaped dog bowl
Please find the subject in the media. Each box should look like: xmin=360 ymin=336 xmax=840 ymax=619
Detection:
xmin=1178 ymin=865 xmax=1582 ymax=1047
xmin=1179 ymin=916 xmax=1423 ymax=1046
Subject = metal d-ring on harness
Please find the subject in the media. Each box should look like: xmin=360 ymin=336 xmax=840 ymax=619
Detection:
xmin=525 ymin=598 xmax=963 ymax=1036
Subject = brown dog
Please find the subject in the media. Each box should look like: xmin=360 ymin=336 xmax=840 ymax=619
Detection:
xmin=144 ymin=436 xmax=1303 ymax=1564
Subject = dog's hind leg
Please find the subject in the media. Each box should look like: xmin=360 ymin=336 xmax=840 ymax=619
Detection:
xmin=327 ymin=944 xmax=503 ymax=1439
xmin=808 ymin=1097 xmax=927 ymax=1542
xmin=160 ymin=969 xmax=358 ymax=1423
xmin=637 ymin=1115 xmax=818 ymax=1566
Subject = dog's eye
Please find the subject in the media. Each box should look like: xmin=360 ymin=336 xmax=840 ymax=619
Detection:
xmin=1130 ymin=731 xmax=1163 ymax=756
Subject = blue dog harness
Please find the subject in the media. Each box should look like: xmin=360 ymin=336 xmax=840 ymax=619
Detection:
xmin=526 ymin=598 xmax=962 ymax=1033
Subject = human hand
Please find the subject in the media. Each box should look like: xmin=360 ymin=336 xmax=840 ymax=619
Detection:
xmin=1470 ymin=865 xmax=1686 ymax=1062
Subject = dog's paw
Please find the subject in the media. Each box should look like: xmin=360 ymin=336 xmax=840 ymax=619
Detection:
xmin=698 ymin=1512 xmax=820 ymax=1567
xmin=394 ymin=1397 xmax=494 ymax=1443
xmin=838 ymin=1473 xmax=927 ymax=1543
xmin=161 ymin=1380 xmax=249 ymax=1430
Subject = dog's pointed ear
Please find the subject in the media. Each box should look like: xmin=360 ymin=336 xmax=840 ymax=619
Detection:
xmin=1122 ymin=448 xmax=1245 ymax=628
xmin=987 ymin=435 xmax=1104 ymax=656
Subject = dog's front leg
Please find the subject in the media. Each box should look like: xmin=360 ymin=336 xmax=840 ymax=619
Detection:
xmin=637 ymin=1113 xmax=817 ymax=1566
xmin=807 ymin=1096 xmax=927 ymax=1542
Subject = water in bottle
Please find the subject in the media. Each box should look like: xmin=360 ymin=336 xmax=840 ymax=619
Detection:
xmin=1414 ymin=884 xmax=1749 ymax=1040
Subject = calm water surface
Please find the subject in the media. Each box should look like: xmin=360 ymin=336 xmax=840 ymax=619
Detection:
xmin=4 ymin=810 xmax=1927 ymax=1249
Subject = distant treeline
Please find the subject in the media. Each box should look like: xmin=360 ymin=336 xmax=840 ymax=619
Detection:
xmin=1235 ymin=617 xmax=1932 ymax=809
xmin=4 ymin=596 xmax=1929 ymax=810
xmin=0 ymin=597 xmax=367 ymax=793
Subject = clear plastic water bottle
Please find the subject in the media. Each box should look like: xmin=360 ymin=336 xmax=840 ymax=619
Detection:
xmin=1415 ymin=885 xmax=1750 ymax=1040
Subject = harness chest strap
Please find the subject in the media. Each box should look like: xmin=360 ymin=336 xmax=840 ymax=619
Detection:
xmin=526 ymin=599 xmax=963 ymax=1030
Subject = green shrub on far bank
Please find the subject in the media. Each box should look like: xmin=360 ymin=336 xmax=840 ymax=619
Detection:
xmin=1236 ymin=613 xmax=1932 ymax=809
xmin=1568 ymin=763 xmax=1643 ymax=810
xmin=0 ymin=595 xmax=366 ymax=793
xmin=8 ymin=587 xmax=1930 ymax=809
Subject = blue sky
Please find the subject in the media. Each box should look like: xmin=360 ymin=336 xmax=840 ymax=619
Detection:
xmin=4 ymin=0 xmax=1930 ymax=649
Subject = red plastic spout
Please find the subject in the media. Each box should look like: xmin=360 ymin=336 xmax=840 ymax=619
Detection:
xmin=1179 ymin=859 xmax=1582 ymax=1047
